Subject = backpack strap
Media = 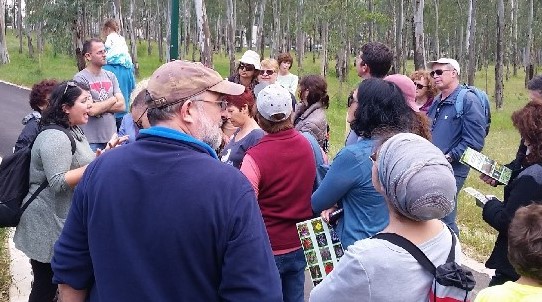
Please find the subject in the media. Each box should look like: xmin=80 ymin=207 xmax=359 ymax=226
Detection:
xmin=19 ymin=181 xmax=48 ymax=213
xmin=446 ymin=227 xmax=457 ymax=263
xmin=454 ymin=85 xmax=470 ymax=119
xmin=372 ymin=232 xmax=436 ymax=276
xmin=41 ymin=124 xmax=76 ymax=155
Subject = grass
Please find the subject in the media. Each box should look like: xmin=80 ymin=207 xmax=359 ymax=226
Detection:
xmin=0 ymin=229 xmax=9 ymax=302
xmin=0 ymin=30 xmax=536 ymax=265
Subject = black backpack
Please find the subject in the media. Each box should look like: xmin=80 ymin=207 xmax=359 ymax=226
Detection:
xmin=0 ymin=124 xmax=76 ymax=227
xmin=373 ymin=228 xmax=476 ymax=302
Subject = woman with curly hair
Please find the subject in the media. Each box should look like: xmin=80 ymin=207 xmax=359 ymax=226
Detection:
xmin=294 ymin=75 xmax=329 ymax=150
xmin=14 ymin=79 xmax=58 ymax=152
xmin=481 ymin=100 xmax=542 ymax=287
xmin=409 ymin=70 xmax=438 ymax=113
xmin=311 ymin=78 xmax=419 ymax=248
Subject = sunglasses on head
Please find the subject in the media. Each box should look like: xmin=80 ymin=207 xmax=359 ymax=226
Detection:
xmin=414 ymin=83 xmax=428 ymax=90
xmin=259 ymin=69 xmax=275 ymax=76
xmin=239 ymin=63 xmax=255 ymax=72
xmin=63 ymin=81 xmax=78 ymax=96
xmin=430 ymin=69 xmax=453 ymax=78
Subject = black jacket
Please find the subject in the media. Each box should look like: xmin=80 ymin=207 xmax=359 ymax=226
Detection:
xmin=14 ymin=112 xmax=41 ymax=152
xmin=483 ymin=163 xmax=542 ymax=279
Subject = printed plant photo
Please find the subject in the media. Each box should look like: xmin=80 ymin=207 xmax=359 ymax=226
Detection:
xmin=305 ymin=250 xmax=318 ymax=266
xmin=312 ymin=219 xmax=324 ymax=234
xmin=316 ymin=233 xmax=328 ymax=247
xmin=330 ymin=228 xmax=340 ymax=244
xmin=323 ymin=261 xmax=334 ymax=274
xmin=302 ymin=237 xmax=314 ymax=251
xmin=319 ymin=247 xmax=331 ymax=262
xmin=309 ymin=265 xmax=323 ymax=279
xmin=333 ymin=244 xmax=344 ymax=259
xmin=297 ymin=223 xmax=310 ymax=238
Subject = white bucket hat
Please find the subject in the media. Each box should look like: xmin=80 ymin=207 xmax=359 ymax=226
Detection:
xmin=240 ymin=50 xmax=261 ymax=70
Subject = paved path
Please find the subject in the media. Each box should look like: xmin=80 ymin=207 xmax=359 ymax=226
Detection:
xmin=0 ymin=80 xmax=492 ymax=301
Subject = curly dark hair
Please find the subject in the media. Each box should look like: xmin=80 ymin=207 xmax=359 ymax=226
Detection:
xmin=277 ymin=52 xmax=294 ymax=69
xmin=351 ymin=78 xmax=417 ymax=138
xmin=360 ymin=42 xmax=393 ymax=78
xmin=29 ymin=79 xmax=58 ymax=112
xmin=299 ymin=75 xmax=329 ymax=109
xmin=512 ymin=100 xmax=542 ymax=165
xmin=508 ymin=203 xmax=542 ymax=283
xmin=41 ymin=81 xmax=90 ymax=128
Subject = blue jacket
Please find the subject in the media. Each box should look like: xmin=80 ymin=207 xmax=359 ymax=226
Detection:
xmin=52 ymin=126 xmax=282 ymax=302
xmin=311 ymin=138 xmax=389 ymax=249
xmin=427 ymin=85 xmax=486 ymax=178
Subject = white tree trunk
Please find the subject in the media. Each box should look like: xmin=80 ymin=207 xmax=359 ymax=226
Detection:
xmin=511 ymin=0 xmax=518 ymax=76
xmin=433 ymin=0 xmax=440 ymax=58
xmin=295 ymin=0 xmax=304 ymax=69
xmin=320 ymin=21 xmax=328 ymax=77
xmin=194 ymin=0 xmax=212 ymax=67
xmin=0 ymin=0 xmax=9 ymax=64
xmin=128 ymin=0 xmax=138 ymax=75
xmin=524 ymin=0 xmax=534 ymax=86
xmin=226 ymin=0 xmax=236 ymax=75
xmin=495 ymin=0 xmax=504 ymax=108
xmin=466 ymin=0 xmax=477 ymax=85
xmin=255 ymin=0 xmax=267 ymax=58
xmin=413 ymin=0 xmax=426 ymax=70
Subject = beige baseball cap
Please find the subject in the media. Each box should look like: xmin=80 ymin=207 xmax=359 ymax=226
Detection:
xmin=146 ymin=60 xmax=245 ymax=109
xmin=426 ymin=58 xmax=461 ymax=75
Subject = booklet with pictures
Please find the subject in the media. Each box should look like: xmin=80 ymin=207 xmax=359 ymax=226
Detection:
xmin=459 ymin=147 xmax=512 ymax=185
xmin=296 ymin=217 xmax=344 ymax=287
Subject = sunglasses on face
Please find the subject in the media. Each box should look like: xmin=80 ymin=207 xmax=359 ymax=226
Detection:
xmin=347 ymin=94 xmax=357 ymax=107
xmin=259 ymin=69 xmax=275 ymax=76
xmin=239 ymin=63 xmax=255 ymax=72
xmin=430 ymin=69 xmax=453 ymax=78
xmin=414 ymin=83 xmax=428 ymax=90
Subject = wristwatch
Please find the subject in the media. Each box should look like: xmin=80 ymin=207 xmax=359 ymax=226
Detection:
xmin=445 ymin=154 xmax=453 ymax=163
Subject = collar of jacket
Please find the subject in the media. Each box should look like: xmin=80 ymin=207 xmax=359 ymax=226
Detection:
xmin=139 ymin=126 xmax=218 ymax=159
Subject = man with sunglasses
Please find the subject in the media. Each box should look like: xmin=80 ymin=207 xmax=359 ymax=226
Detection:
xmin=74 ymin=38 xmax=126 ymax=152
xmin=426 ymin=58 xmax=487 ymax=235
xmin=52 ymin=60 xmax=283 ymax=302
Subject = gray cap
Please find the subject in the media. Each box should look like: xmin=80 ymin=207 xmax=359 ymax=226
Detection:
xmin=256 ymin=84 xmax=293 ymax=122
xmin=377 ymin=133 xmax=456 ymax=221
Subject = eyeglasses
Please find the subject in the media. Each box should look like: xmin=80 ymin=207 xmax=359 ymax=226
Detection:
xmin=347 ymin=95 xmax=357 ymax=107
xmin=414 ymin=83 xmax=429 ymax=90
xmin=430 ymin=69 xmax=453 ymax=78
xmin=63 ymin=81 xmax=78 ymax=96
xmin=134 ymin=107 xmax=148 ymax=130
xmin=195 ymin=98 xmax=229 ymax=111
xmin=239 ymin=63 xmax=255 ymax=72
xmin=369 ymin=152 xmax=377 ymax=162
xmin=259 ymin=69 xmax=275 ymax=76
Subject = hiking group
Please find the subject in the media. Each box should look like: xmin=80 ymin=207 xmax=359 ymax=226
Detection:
xmin=1 ymin=21 xmax=542 ymax=302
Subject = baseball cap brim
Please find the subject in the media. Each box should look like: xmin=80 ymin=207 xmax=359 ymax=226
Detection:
xmin=208 ymin=79 xmax=245 ymax=96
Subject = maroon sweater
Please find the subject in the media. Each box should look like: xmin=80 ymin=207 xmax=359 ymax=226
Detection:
xmin=247 ymin=129 xmax=316 ymax=251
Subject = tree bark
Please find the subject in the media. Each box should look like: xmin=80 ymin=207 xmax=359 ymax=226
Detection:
xmin=16 ymin=0 xmax=22 ymax=54
xmin=113 ymin=0 xmax=125 ymax=34
xmin=525 ymin=0 xmax=534 ymax=86
xmin=157 ymin=0 xmax=164 ymax=63
xmin=413 ymin=0 xmax=426 ymax=70
xmin=511 ymin=0 xmax=518 ymax=76
xmin=0 ymin=0 xmax=9 ymax=64
xmin=466 ymin=0 xmax=477 ymax=85
xmin=194 ymin=0 xmax=213 ymax=67
xmin=433 ymin=0 xmax=440 ymax=58
xmin=320 ymin=21 xmax=328 ymax=77
xmin=495 ymin=0 xmax=504 ymax=109
xmin=295 ymin=0 xmax=304 ymax=70
xmin=270 ymin=0 xmax=280 ymax=58
xmin=226 ymin=0 xmax=236 ymax=75
xmin=128 ymin=0 xmax=139 ymax=76
xmin=255 ymin=0 xmax=267 ymax=59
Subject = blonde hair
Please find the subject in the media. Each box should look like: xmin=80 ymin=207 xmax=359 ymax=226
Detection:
xmin=260 ymin=58 xmax=279 ymax=72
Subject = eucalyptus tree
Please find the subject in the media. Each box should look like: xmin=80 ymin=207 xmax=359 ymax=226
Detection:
xmin=0 ymin=0 xmax=9 ymax=64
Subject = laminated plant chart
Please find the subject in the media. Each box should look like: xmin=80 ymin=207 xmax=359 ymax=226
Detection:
xmin=296 ymin=217 xmax=344 ymax=286
xmin=460 ymin=147 xmax=512 ymax=185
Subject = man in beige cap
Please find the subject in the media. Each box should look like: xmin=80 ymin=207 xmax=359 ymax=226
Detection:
xmin=51 ymin=60 xmax=283 ymax=302
xmin=426 ymin=58 xmax=486 ymax=235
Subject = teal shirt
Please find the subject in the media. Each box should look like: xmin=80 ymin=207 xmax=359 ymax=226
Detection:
xmin=311 ymin=138 xmax=389 ymax=249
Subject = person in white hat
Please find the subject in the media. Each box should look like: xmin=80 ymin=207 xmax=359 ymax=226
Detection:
xmin=241 ymin=84 xmax=316 ymax=302
xmin=426 ymin=58 xmax=487 ymax=235
xmin=227 ymin=50 xmax=261 ymax=92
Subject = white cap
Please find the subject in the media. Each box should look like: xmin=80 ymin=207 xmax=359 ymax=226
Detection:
xmin=427 ymin=58 xmax=461 ymax=75
xmin=240 ymin=50 xmax=261 ymax=70
xmin=257 ymin=84 xmax=292 ymax=122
